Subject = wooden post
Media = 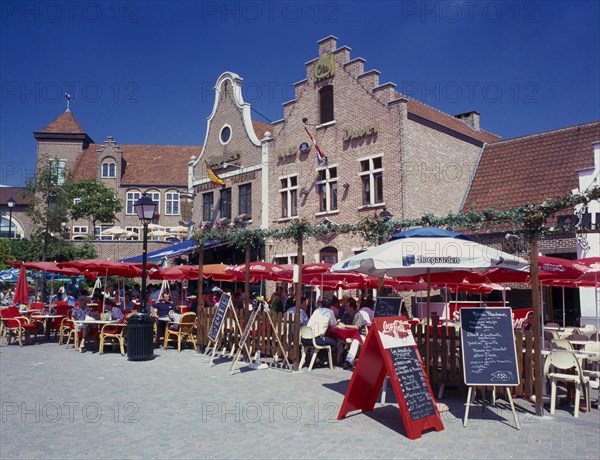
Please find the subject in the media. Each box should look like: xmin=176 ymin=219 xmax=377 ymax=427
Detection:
xmin=245 ymin=241 xmax=251 ymax=311
xmin=425 ymin=269 xmax=431 ymax=377
xmin=292 ymin=235 xmax=303 ymax=371
xmin=196 ymin=243 xmax=204 ymax=353
xmin=529 ymin=234 xmax=544 ymax=416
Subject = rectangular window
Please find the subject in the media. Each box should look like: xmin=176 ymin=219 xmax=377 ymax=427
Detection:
xmin=72 ymin=226 xmax=88 ymax=234
xmin=102 ymin=162 xmax=116 ymax=178
xmin=95 ymin=225 xmax=113 ymax=241
xmin=165 ymin=191 xmax=180 ymax=215
xmin=316 ymin=166 xmax=338 ymax=212
xmin=220 ymin=188 xmax=232 ymax=219
xmin=359 ymin=156 xmax=384 ymax=206
xmin=50 ymin=159 xmax=66 ymax=185
xmin=125 ymin=226 xmax=140 ymax=240
xmin=280 ymin=175 xmax=298 ymax=218
xmin=202 ymin=193 xmax=213 ymax=222
xmin=238 ymin=183 xmax=252 ymax=217
xmin=126 ymin=191 xmax=141 ymax=215
xmin=148 ymin=191 xmax=160 ymax=215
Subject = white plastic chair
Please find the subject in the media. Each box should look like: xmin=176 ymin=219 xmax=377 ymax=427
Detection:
xmin=299 ymin=326 xmax=333 ymax=371
xmin=544 ymin=350 xmax=590 ymax=417
xmin=582 ymin=342 xmax=600 ymax=389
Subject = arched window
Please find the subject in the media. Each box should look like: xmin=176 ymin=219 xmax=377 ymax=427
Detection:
xmin=320 ymin=246 xmax=338 ymax=264
xmin=319 ymin=85 xmax=334 ymax=124
xmin=101 ymin=160 xmax=116 ymax=178
xmin=1 ymin=215 xmax=24 ymax=238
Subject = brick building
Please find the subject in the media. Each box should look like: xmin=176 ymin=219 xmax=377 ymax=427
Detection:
xmin=28 ymin=108 xmax=202 ymax=259
xmin=189 ymin=36 xmax=499 ymax=268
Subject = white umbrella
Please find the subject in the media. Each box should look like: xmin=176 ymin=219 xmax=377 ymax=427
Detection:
xmin=148 ymin=223 xmax=165 ymax=230
xmin=168 ymin=226 xmax=188 ymax=234
xmin=333 ymin=228 xmax=528 ymax=277
xmin=148 ymin=230 xmax=175 ymax=238
xmin=101 ymin=226 xmax=128 ymax=236
xmin=332 ymin=227 xmax=529 ymax=376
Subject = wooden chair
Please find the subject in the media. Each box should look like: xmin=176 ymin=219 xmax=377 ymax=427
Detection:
xmin=99 ymin=314 xmax=132 ymax=356
xmin=0 ymin=307 xmax=39 ymax=346
xmin=58 ymin=310 xmax=74 ymax=345
xmin=544 ymin=349 xmax=590 ymax=417
xmin=163 ymin=312 xmax=197 ymax=352
xmin=299 ymin=326 xmax=333 ymax=371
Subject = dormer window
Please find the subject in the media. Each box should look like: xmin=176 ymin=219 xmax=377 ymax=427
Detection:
xmin=102 ymin=161 xmax=116 ymax=178
xmin=319 ymin=85 xmax=334 ymax=124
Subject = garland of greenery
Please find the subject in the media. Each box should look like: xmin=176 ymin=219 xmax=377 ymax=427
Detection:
xmin=190 ymin=186 xmax=600 ymax=248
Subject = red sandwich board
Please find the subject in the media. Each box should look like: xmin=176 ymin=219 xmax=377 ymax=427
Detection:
xmin=337 ymin=317 xmax=444 ymax=440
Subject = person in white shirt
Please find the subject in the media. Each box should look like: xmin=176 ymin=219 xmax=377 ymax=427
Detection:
xmin=305 ymin=299 xmax=338 ymax=364
xmin=286 ymin=296 xmax=309 ymax=326
xmin=105 ymin=299 xmax=124 ymax=321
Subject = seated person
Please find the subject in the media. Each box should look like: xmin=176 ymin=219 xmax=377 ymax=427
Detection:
xmin=286 ymin=296 xmax=309 ymax=326
xmin=340 ymin=297 xmax=370 ymax=370
xmin=104 ymin=299 xmax=124 ymax=321
xmin=71 ymin=298 xmax=92 ymax=352
xmin=120 ymin=292 xmax=136 ymax=312
xmin=521 ymin=311 xmax=534 ymax=332
xmin=168 ymin=305 xmax=183 ymax=330
xmin=305 ymin=299 xmax=338 ymax=365
xmin=154 ymin=292 xmax=174 ymax=318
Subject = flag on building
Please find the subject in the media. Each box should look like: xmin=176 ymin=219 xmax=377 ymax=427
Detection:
xmin=304 ymin=127 xmax=327 ymax=166
xmin=206 ymin=162 xmax=225 ymax=187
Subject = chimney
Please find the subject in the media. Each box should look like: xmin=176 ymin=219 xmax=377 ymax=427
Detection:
xmin=454 ymin=111 xmax=480 ymax=132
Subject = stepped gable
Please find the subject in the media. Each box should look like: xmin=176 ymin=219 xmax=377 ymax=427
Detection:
xmin=462 ymin=121 xmax=600 ymax=212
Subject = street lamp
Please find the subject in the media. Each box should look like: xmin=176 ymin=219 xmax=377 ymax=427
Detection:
xmin=134 ymin=192 xmax=156 ymax=313
xmin=7 ymin=197 xmax=15 ymax=238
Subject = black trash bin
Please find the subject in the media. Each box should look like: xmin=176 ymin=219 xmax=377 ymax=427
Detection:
xmin=126 ymin=313 xmax=154 ymax=361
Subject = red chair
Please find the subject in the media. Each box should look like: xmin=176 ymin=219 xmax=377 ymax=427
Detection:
xmin=0 ymin=307 xmax=39 ymax=346
xmin=29 ymin=302 xmax=45 ymax=311
xmin=48 ymin=304 xmax=70 ymax=339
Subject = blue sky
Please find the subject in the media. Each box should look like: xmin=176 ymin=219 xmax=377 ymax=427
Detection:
xmin=1 ymin=0 xmax=599 ymax=187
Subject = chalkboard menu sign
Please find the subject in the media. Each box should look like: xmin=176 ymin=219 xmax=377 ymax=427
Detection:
xmin=208 ymin=292 xmax=231 ymax=342
xmin=388 ymin=346 xmax=437 ymax=421
xmin=375 ymin=297 xmax=403 ymax=318
xmin=238 ymin=306 xmax=261 ymax=348
xmin=460 ymin=307 xmax=519 ymax=386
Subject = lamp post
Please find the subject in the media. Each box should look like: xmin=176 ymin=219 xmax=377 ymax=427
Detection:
xmin=134 ymin=192 xmax=157 ymax=313
xmin=7 ymin=197 xmax=15 ymax=238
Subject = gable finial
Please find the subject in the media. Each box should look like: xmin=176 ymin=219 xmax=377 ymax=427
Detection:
xmin=65 ymin=93 xmax=71 ymax=112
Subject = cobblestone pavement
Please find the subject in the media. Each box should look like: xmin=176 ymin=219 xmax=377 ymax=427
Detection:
xmin=1 ymin=342 xmax=598 ymax=459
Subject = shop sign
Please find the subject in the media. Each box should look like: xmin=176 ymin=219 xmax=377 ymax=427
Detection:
xmin=343 ymin=121 xmax=379 ymax=142
xmin=314 ymin=54 xmax=335 ymax=81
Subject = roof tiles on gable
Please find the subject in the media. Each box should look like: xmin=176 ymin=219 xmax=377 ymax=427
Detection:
xmin=71 ymin=144 xmax=202 ymax=186
xmin=399 ymin=95 xmax=501 ymax=144
xmin=462 ymin=121 xmax=600 ymax=213
xmin=40 ymin=111 xmax=87 ymax=134
xmin=252 ymin=120 xmax=272 ymax=140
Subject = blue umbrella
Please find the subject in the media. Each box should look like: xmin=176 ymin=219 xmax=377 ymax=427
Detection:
xmin=0 ymin=269 xmax=20 ymax=283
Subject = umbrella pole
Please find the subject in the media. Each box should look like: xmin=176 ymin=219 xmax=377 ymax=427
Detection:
xmin=529 ymin=236 xmax=544 ymax=416
xmin=595 ymin=274 xmax=599 ymax=342
xmin=562 ymin=286 xmax=566 ymax=328
xmin=425 ymin=268 xmax=431 ymax=377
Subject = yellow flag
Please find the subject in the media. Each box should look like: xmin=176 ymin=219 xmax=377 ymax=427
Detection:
xmin=206 ymin=162 xmax=225 ymax=187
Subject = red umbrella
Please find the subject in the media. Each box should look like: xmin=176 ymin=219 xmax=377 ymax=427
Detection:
xmin=58 ymin=259 xmax=157 ymax=278
xmin=226 ymin=262 xmax=287 ymax=282
xmin=150 ymin=265 xmax=198 ymax=281
xmin=483 ymin=256 xmax=585 ymax=284
xmin=13 ymin=265 xmax=29 ymax=305
xmin=8 ymin=260 xmax=85 ymax=277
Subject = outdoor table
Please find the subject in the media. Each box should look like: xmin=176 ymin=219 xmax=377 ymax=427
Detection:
xmin=71 ymin=319 xmax=120 ymax=350
xmin=569 ymin=340 xmax=592 ymax=349
xmin=30 ymin=315 xmax=65 ymax=342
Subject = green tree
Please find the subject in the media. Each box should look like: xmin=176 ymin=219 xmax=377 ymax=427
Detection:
xmin=8 ymin=235 xmax=96 ymax=263
xmin=0 ymin=240 xmax=14 ymax=270
xmin=24 ymin=155 xmax=71 ymax=235
xmin=67 ymin=180 xmax=123 ymax=231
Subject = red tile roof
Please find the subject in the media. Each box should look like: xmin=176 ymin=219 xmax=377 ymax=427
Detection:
xmin=405 ymin=99 xmax=501 ymax=144
xmin=0 ymin=187 xmax=30 ymax=206
xmin=252 ymin=120 xmax=273 ymax=140
xmin=40 ymin=111 xmax=87 ymax=134
xmin=462 ymin=121 xmax=600 ymax=213
xmin=71 ymin=144 xmax=202 ymax=186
